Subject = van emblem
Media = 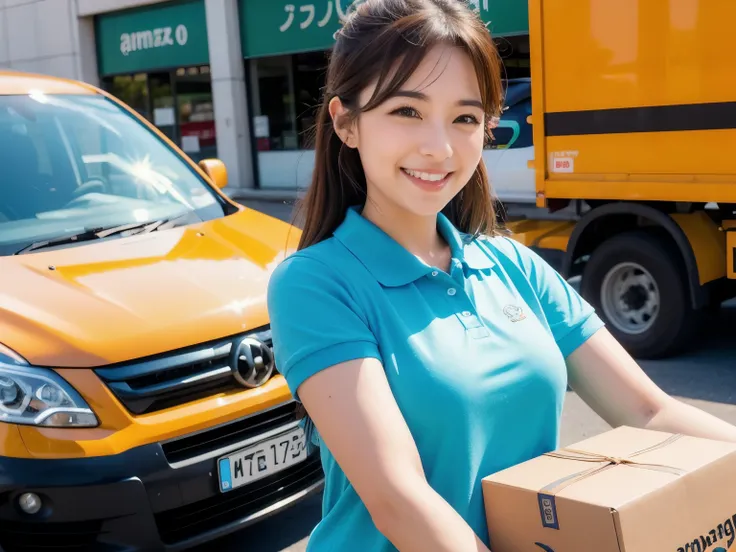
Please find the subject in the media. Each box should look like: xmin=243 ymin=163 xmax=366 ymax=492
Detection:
xmin=231 ymin=337 xmax=274 ymax=388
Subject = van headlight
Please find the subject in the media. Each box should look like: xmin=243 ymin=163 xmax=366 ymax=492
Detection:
xmin=0 ymin=345 xmax=98 ymax=428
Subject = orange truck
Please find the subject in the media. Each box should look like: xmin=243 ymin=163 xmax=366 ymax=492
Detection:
xmin=505 ymin=0 xmax=736 ymax=359
xmin=0 ymin=72 xmax=320 ymax=551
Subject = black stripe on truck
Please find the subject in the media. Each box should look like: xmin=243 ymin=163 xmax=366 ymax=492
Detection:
xmin=544 ymin=101 xmax=736 ymax=137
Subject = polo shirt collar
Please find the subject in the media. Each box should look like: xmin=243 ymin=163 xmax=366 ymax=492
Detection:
xmin=333 ymin=206 xmax=495 ymax=287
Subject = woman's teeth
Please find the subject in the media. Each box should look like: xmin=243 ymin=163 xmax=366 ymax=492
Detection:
xmin=403 ymin=169 xmax=448 ymax=182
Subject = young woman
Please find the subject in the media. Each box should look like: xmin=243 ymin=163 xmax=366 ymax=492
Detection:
xmin=267 ymin=1 xmax=736 ymax=550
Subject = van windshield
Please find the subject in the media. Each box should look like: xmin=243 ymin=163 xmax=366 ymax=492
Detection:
xmin=0 ymin=93 xmax=228 ymax=257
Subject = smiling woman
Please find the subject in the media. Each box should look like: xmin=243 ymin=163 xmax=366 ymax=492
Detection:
xmin=268 ymin=2 xmax=514 ymax=551
xmin=265 ymin=2 xmax=736 ymax=552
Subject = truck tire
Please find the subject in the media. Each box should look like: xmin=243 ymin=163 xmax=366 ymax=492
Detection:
xmin=579 ymin=231 xmax=700 ymax=359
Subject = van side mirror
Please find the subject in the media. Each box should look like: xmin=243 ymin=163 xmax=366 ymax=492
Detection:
xmin=198 ymin=159 xmax=228 ymax=189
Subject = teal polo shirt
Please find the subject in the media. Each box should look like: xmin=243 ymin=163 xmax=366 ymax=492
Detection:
xmin=267 ymin=206 xmax=604 ymax=551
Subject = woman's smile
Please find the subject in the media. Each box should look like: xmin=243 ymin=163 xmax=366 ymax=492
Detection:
xmin=400 ymin=168 xmax=454 ymax=192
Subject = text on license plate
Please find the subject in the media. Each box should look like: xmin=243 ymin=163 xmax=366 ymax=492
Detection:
xmin=218 ymin=426 xmax=307 ymax=493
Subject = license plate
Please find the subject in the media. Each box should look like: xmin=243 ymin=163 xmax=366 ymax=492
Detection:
xmin=217 ymin=426 xmax=307 ymax=493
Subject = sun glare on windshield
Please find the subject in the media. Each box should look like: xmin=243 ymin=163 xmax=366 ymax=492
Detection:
xmin=0 ymin=94 xmax=228 ymax=256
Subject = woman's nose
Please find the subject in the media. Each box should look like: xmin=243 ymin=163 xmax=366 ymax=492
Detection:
xmin=418 ymin=123 xmax=453 ymax=160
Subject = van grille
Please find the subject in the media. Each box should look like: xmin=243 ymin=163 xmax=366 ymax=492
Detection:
xmin=161 ymin=401 xmax=299 ymax=465
xmin=95 ymin=327 xmax=273 ymax=415
xmin=154 ymin=453 xmax=323 ymax=545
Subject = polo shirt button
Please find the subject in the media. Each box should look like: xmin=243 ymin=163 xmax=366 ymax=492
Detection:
xmin=431 ymin=271 xmax=439 ymax=277
xmin=447 ymin=288 xmax=457 ymax=296
xmin=462 ymin=310 xmax=472 ymax=317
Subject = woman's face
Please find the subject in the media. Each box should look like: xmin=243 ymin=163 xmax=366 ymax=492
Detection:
xmin=337 ymin=45 xmax=486 ymax=219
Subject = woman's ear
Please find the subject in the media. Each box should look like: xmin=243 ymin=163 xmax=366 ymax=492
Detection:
xmin=328 ymin=96 xmax=358 ymax=148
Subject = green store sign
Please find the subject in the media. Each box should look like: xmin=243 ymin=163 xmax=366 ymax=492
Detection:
xmin=471 ymin=0 xmax=529 ymax=36
xmin=239 ymin=0 xmax=528 ymax=59
xmin=97 ymin=0 xmax=209 ymax=76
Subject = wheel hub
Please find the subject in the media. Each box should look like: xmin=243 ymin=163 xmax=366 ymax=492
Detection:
xmin=600 ymin=262 xmax=660 ymax=335
xmin=621 ymin=284 xmax=648 ymax=311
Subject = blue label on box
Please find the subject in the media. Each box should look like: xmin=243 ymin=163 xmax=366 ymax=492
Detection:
xmin=538 ymin=493 xmax=559 ymax=530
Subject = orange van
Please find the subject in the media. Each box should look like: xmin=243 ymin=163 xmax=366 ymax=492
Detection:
xmin=0 ymin=71 xmax=321 ymax=551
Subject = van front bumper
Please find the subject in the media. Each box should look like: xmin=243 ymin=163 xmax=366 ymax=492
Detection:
xmin=0 ymin=422 xmax=323 ymax=551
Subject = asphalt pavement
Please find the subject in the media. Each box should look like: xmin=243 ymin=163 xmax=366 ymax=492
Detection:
xmin=196 ymin=198 xmax=736 ymax=552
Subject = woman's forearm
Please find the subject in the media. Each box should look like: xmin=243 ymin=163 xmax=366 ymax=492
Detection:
xmin=370 ymin=476 xmax=491 ymax=552
xmin=644 ymin=397 xmax=736 ymax=443
xmin=566 ymin=330 xmax=736 ymax=444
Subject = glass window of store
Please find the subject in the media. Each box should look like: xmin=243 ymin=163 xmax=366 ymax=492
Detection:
xmin=96 ymin=0 xmax=216 ymax=163
xmin=247 ymin=51 xmax=326 ymax=152
xmin=239 ymin=0 xmax=356 ymax=155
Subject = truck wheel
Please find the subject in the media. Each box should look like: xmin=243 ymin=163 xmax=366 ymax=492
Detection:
xmin=579 ymin=231 xmax=700 ymax=359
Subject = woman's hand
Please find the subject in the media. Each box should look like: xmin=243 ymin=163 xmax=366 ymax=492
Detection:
xmin=566 ymin=328 xmax=736 ymax=443
xmin=298 ymin=357 xmax=491 ymax=552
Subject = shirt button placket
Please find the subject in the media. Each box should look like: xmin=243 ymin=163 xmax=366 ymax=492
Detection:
xmin=458 ymin=305 xmax=488 ymax=338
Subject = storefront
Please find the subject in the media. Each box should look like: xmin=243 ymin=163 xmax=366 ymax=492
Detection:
xmin=89 ymin=0 xmax=530 ymax=191
xmin=238 ymin=0 xmax=531 ymax=190
xmin=95 ymin=0 xmax=217 ymax=163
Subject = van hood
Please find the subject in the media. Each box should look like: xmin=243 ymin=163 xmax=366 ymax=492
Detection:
xmin=0 ymin=209 xmax=300 ymax=367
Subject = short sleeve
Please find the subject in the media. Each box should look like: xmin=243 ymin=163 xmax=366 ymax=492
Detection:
xmin=490 ymin=237 xmax=605 ymax=358
xmin=266 ymin=253 xmax=382 ymax=401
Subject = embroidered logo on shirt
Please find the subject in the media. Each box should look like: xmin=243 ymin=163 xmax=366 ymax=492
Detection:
xmin=503 ymin=304 xmax=526 ymax=322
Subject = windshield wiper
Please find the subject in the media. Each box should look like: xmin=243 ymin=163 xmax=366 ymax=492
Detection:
xmin=13 ymin=227 xmax=107 ymax=255
xmin=95 ymin=213 xmax=195 ymax=239
xmin=13 ymin=213 xmax=197 ymax=255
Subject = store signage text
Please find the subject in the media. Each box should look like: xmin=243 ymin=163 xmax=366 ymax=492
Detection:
xmin=277 ymin=0 xmax=363 ymax=33
xmin=468 ymin=0 xmax=490 ymax=11
xmin=272 ymin=0 xmax=520 ymax=36
xmin=120 ymin=24 xmax=189 ymax=56
xmin=97 ymin=0 xmax=208 ymax=75
xmin=240 ymin=0 xmax=527 ymax=58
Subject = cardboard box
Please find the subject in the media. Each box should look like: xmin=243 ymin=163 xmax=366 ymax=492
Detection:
xmin=482 ymin=426 xmax=736 ymax=552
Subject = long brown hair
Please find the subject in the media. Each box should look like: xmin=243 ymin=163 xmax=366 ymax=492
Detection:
xmin=294 ymin=0 xmax=505 ymax=249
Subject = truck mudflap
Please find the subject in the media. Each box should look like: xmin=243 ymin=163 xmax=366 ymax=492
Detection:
xmin=505 ymin=219 xmax=575 ymax=272
xmin=505 ymin=219 xmax=574 ymax=251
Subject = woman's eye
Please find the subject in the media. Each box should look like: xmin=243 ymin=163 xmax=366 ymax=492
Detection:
xmin=456 ymin=114 xmax=481 ymax=125
xmin=391 ymin=106 xmax=420 ymax=118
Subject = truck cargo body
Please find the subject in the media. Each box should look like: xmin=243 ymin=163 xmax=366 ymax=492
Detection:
xmin=508 ymin=0 xmax=736 ymax=357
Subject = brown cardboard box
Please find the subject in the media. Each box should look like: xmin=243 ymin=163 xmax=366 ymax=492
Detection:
xmin=482 ymin=426 xmax=736 ymax=552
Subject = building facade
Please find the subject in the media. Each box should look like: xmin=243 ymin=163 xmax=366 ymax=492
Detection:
xmin=0 ymin=0 xmax=530 ymax=192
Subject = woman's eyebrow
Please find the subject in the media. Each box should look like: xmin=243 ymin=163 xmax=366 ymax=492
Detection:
xmin=392 ymin=90 xmax=483 ymax=109
xmin=458 ymin=99 xmax=484 ymax=109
